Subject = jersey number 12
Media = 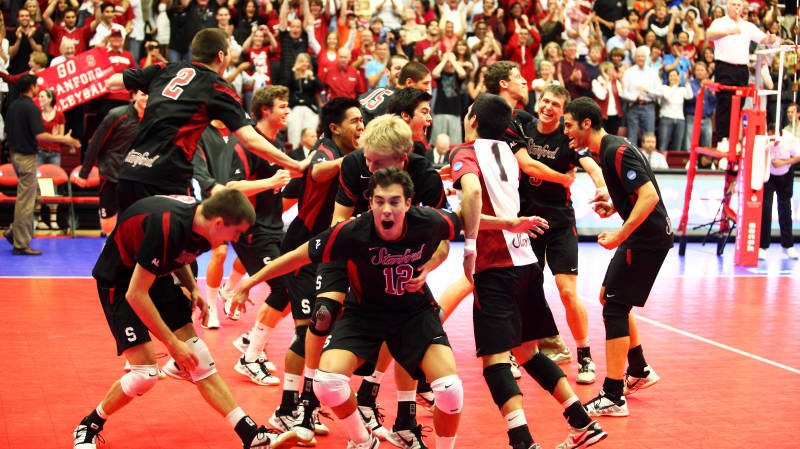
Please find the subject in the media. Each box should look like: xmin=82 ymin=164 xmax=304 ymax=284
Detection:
xmin=383 ymin=264 xmax=413 ymax=295
xmin=162 ymin=68 xmax=196 ymax=100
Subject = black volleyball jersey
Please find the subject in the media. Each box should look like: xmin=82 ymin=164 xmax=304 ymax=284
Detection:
xmin=93 ymin=195 xmax=212 ymax=287
xmin=282 ymin=137 xmax=346 ymax=250
xmin=336 ymin=150 xmax=446 ymax=214
xmin=358 ymin=86 xmax=398 ymax=124
xmin=516 ymin=122 xmax=591 ymax=227
xmin=599 ymin=134 xmax=674 ymax=250
xmin=308 ymin=206 xmax=460 ymax=313
xmin=229 ymin=131 xmax=285 ymax=239
xmin=119 ymin=62 xmax=250 ymax=191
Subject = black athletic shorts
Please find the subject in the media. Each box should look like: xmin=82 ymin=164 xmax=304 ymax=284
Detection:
xmin=315 ymin=260 xmax=349 ymax=295
xmin=98 ymin=275 xmax=192 ymax=355
xmin=284 ymin=262 xmax=316 ymax=320
xmin=116 ymin=179 xmax=189 ymax=213
xmin=602 ymin=247 xmax=670 ymax=307
xmin=323 ymin=305 xmax=450 ymax=381
xmin=98 ymin=177 xmax=118 ymax=219
xmin=233 ymin=231 xmax=295 ymax=315
xmin=473 ymin=264 xmax=559 ymax=357
xmin=531 ymin=223 xmax=579 ymax=276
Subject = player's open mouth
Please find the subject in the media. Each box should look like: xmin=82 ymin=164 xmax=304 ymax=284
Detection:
xmin=381 ymin=220 xmax=394 ymax=229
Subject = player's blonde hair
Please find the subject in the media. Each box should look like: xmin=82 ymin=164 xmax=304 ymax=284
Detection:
xmin=359 ymin=115 xmax=413 ymax=160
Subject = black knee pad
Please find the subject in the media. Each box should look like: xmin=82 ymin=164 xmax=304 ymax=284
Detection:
xmin=521 ymin=352 xmax=565 ymax=394
xmin=482 ymin=363 xmax=521 ymax=408
xmin=289 ymin=325 xmax=308 ymax=357
xmin=603 ymin=301 xmax=632 ymax=340
xmin=309 ymin=297 xmax=342 ymax=337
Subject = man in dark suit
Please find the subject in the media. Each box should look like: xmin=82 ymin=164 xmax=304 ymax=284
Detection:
xmin=427 ymin=133 xmax=451 ymax=167
xmin=289 ymin=127 xmax=318 ymax=161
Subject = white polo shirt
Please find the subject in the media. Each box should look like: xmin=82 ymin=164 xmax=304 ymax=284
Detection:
xmin=769 ymin=134 xmax=800 ymax=176
xmin=707 ymin=16 xmax=765 ymax=65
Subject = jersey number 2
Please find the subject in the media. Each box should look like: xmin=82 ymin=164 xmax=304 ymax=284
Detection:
xmin=162 ymin=68 xmax=196 ymax=100
xmin=383 ymin=264 xmax=413 ymax=295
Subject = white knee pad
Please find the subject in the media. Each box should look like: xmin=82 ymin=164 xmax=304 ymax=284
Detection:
xmin=185 ymin=337 xmax=217 ymax=382
xmin=120 ymin=364 xmax=159 ymax=397
xmin=431 ymin=375 xmax=463 ymax=414
xmin=313 ymin=371 xmax=351 ymax=407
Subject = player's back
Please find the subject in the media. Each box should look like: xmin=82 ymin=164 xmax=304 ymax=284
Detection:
xmin=358 ymin=86 xmax=397 ymax=124
xmin=120 ymin=62 xmax=249 ymax=192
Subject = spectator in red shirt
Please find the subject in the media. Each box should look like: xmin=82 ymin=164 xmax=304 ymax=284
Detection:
xmin=414 ymin=20 xmax=442 ymax=74
xmin=555 ymin=39 xmax=590 ymax=100
xmin=321 ymin=47 xmax=366 ymax=99
xmin=97 ymin=29 xmax=135 ymax=117
xmin=43 ymin=5 xmax=96 ymax=56
xmin=504 ymin=26 xmax=540 ymax=87
xmin=139 ymin=40 xmax=167 ymax=67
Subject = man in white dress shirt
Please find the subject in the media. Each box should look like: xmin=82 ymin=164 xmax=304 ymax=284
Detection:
xmin=706 ymin=0 xmax=779 ymax=146
xmin=620 ymin=46 xmax=662 ymax=146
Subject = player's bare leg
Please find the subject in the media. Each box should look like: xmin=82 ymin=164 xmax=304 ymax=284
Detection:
xmin=417 ymin=344 xmax=462 ymax=449
xmin=202 ymin=244 xmax=228 ymax=329
xmin=554 ymin=273 xmax=594 ymax=384
xmin=438 ymin=275 xmax=473 ymax=321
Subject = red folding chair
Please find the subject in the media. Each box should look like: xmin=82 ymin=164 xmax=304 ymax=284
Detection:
xmin=0 ymin=163 xmax=18 ymax=205
xmin=68 ymin=165 xmax=102 ymax=237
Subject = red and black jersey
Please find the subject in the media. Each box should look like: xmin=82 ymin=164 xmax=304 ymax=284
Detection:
xmin=92 ymin=195 xmax=211 ymax=287
xmin=357 ymin=86 xmax=397 ymax=124
xmin=307 ymin=206 xmax=460 ymax=313
xmin=598 ymin=134 xmax=673 ymax=250
xmin=81 ymin=103 xmax=140 ymax=183
xmin=118 ymin=62 xmax=250 ymax=192
xmin=229 ymin=133 xmax=285 ymax=239
xmin=282 ymin=137 xmax=345 ymax=251
xmin=517 ymin=121 xmax=591 ymax=228
xmin=412 ymin=139 xmax=430 ymax=158
xmin=336 ymin=150 xmax=446 ymax=214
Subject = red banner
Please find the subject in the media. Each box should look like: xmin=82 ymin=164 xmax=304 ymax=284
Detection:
xmin=36 ymin=48 xmax=115 ymax=112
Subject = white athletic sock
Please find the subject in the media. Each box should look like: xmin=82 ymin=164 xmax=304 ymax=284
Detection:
xmin=576 ymin=338 xmax=590 ymax=348
xmin=304 ymin=367 xmax=317 ymax=379
xmin=95 ymin=403 xmax=109 ymax=420
xmin=206 ymin=286 xmax=219 ymax=309
xmin=397 ymin=390 xmax=416 ymax=402
xmin=504 ymin=409 xmax=527 ymax=430
xmin=284 ymin=373 xmax=302 ymax=392
xmin=224 ymin=269 xmax=245 ymax=291
xmin=364 ymin=370 xmax=384 ymax=384
xmin=561 ymin=395 xmax=579 ymax=409
xmin=340 ymin=409 xmax=370 ymax=443
xmin=245 ymin=322 xmax=272 ymax=362
xmin=225 ymin=407 xmax=246 ymax=428
xmin=436 ymin=435 xmax=457 ymax=449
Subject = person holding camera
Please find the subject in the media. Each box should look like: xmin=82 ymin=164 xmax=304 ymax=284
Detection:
xmin=140 ymin=39 xmax=167 ymax=67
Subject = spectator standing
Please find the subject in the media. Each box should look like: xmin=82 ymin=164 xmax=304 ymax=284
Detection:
xmin=97 ymin=29 xmax=136 ymax=118
xmin=36 ymin=89 xmax=66 ymax=167
xmin=431 ymin=51 xmax=466 ymax=144
xmin=286 ymin=52 xmax=323 ymax=148
xmin=706 ymin=0 xmax=779 ymax=148
xmin=656 ymin=69 xmax=693 ymax=151
xmin=605 ymin=19 xmax=636 ymax=66
xmin=139 ymin=39 xmax=167 ymax=67
xmin=321 ymin=47 xmax=366 ymax=98
xmin=276 ymin=0 xmax=311 ymax=86
xmin=620 ymin=46 xmax=662 ymax=145
xmin=504 ymin=24 xmax=540 ymax=88
xmin=8 ymin=9 xmax=46 ymax=75
xmin=370 ymin=0 xmax=404 ymax=29
xmin=684 ymin=60 xmax=716 ymax=151
xmin=43 ymin=4 xmax=95 ymax=56
xmin=592 ymin=0 xmax=628 ymax=39
xmin=556 ymin=39 xmax=590 ymax=101
xmin=662 ymin=40 xmax=691 ymax=85
xmin=365 ymin=40 xmax=392 ymax=89
xmin=639 ymin=132 xmax=669 ymax=169
xmin=472 ymin=0 xmax=505 ymax=38
xmin=89 ymin=1 xmax=126 ymax=47
xmin=415 ymin=19 xmax=442 ymax=74
xmin=4 ymin=75 xmax=80 ymax=256
xmin=592 ymin=61 xmax=624 ymax=135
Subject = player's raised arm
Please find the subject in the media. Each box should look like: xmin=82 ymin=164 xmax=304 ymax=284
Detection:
xmin=234 ymin=125 xmax=309 ymax=177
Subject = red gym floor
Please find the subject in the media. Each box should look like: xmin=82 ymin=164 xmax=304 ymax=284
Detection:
xmin=1 ymin=239 xmax=798 ymax=449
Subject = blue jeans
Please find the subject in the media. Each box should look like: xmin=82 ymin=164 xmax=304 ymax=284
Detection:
xmin=684 ymin=115 xmax=712 ymax=151
xmin=168 ymin=48 xmax=191 ymax=63
xmin=657 ymin=117 xmax=685 ymax=151
xmin=37 ymin=150 xmax=61 ymax=167
xmin=625 ymin=103 xmax=655 ymax=146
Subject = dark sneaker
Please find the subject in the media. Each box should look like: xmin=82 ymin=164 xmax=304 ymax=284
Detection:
xmin=386 ymin=424 xmax=429 ymax=449
xmin=245 ymin=426 xmax=298 ymax=449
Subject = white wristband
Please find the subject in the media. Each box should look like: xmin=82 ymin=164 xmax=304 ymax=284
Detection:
xmin=463 ymin=238 xmax=477 ymax=255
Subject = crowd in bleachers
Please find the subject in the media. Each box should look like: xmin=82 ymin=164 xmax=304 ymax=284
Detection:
xmin=0 ymin=0 xmax=798 ymax=169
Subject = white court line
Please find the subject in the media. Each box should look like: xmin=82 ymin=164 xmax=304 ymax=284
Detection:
xmin=577 ymin=294 xmax=800 ymax=375
xmin=633 ymin=314 xmax=800 ymax=375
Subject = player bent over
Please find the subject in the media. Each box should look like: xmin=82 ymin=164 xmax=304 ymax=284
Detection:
xmin=563 ymin=98 xmax=672 ymax=417
xmin=232 ymin=167 xmax=466 ymax=449
xmin=453 ymin=93 xmax=606 ymax=449
xmin=73 ymin=190 xmax=296 ymax=449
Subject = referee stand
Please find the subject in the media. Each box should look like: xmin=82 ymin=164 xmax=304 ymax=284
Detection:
xmin=678 ymin=44 xmax=799 ymax=265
